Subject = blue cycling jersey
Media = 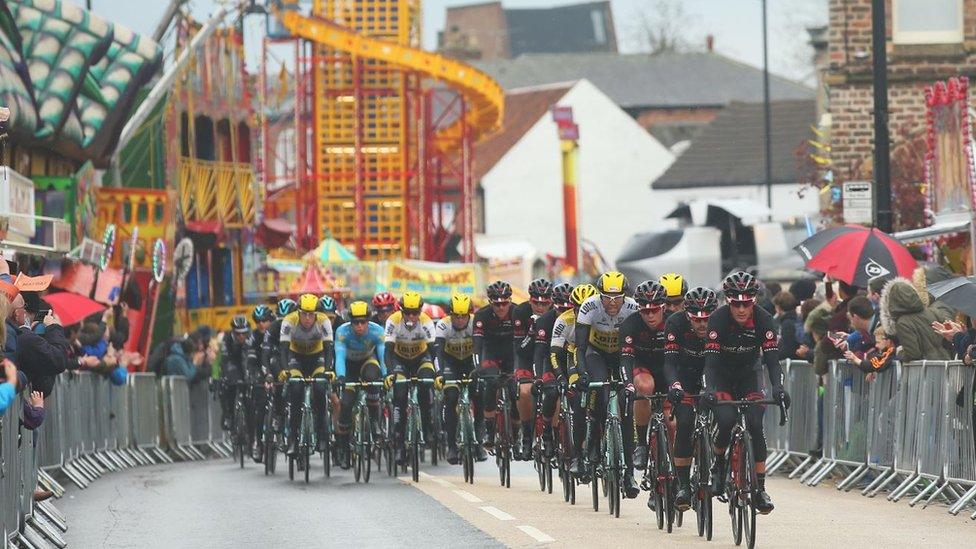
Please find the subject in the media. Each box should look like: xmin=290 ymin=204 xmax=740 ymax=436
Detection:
xmin=334 ymin=321 xmax=386 ymax=377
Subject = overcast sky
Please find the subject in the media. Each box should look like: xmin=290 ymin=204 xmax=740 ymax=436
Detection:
xmin=84 ymin=0 xmax=827 ymax=82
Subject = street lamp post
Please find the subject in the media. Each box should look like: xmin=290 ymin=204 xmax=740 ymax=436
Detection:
xmin=762 ymin=0 xmax=773 ymax=220
xmin=871 ymin=0 xmax=892 ymax=233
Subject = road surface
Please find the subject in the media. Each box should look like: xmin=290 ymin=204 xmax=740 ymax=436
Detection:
xmin=60 ymin=454 xmax=973 ymax=548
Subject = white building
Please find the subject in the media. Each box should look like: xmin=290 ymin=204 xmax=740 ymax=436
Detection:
xmin=475 ymin=79 xmax=674 ymax=264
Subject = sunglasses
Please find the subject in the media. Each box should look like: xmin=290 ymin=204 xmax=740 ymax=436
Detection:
xmin=351 ymin=319 xmax=368 ymax=325
xmin=689 ymin=315 xmax=710 ymax=323
xmin=639 ymin=305 xmax=664 ymax=314
xmin=667 ymin=297 xmax=684 ymax=305
xmin=490 ymin=301 xmax=511 ymax=307
xmin=403 ymin=310 xmax=421 ymax=317
xmin=601 ymin=293 xmax=625 ymax=303
xmin=729 ymin=299 xmax=755 ymax=309
xmin=530 ymin=297 xmax=552 ymax=304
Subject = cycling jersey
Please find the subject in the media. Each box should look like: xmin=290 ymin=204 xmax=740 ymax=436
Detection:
xmin=549 ymin=309 xmax=577 ymax=374
xmin=512 ymin=302 xmax=537 ymax=360
xmin=703 ymin=305 xmax=780 ymax=373
xmin=384 ymin=311 xmax=435 ymax=360
xmin=280 ymin=311 xmax=334 ymax=355
xmin=334 ymin=321 xmax=386 ymax=378
xmin=472 ymin=305 xmax=515 ymax=368
xmin=663 ymin=313 xmax=707 ymax=392
xmin=532 ymin=307 xmax=561 ymax=377
xmin=575 ymin=295 xmax=639 ymax=354
xmin=618 ymin=312 xmax=666 ymax=382
xmin=435 ymin=317 xmax=474 ymax=361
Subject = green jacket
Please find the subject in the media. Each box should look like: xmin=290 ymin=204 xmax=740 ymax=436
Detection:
xmin=880 ymin=279 xmax=951 ymax=362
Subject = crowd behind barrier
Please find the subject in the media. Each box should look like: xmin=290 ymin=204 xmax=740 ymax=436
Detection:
xmin=0 ymin=372 xmax=228 ymax=547
xmin=766 ymin=359 xmax=976 ymax=519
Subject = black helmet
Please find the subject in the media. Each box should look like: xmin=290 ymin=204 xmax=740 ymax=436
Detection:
xmin=486 ymin=280 xmax=513 ymax=302
xmin=723 ymin=271 xmax=760 ymax=300
xmin=230 ymin=315 xmax=250 ymax=334
xmin=252 ymin=305 xmax=274 ymax=322
xmin=634 ymin=280 xmax=667 ymax=309
xmin=551 ymin=282 xmax=573 ymax=306
xmin=684 ymin=287 xmax=719 ymax=318
xmin=527 ymin=278 xmax=553 ymax=299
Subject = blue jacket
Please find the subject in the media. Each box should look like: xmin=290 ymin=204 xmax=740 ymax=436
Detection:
xmin=162 ymin=342 xmax=198 ymax=379
xmin=334 ymin=321 xmax=386 ymax=377
xmin=0 ymin=382 xmax=14 ymax=415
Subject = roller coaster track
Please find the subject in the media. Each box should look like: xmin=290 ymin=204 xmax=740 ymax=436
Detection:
xmin=278 ymin=9 xmax=504 ymax=141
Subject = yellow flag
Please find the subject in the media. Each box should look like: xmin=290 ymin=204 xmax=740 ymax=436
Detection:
xmin=277 ymin=65 xmax=289 ymax=106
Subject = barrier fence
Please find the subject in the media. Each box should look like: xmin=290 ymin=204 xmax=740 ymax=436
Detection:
xmin=0 ymin=372 xmax=229 ymax=546
xmin=2 ymin=358 xmax=975 ymax=544
xmin=766 ymin=359 xmax=976 ymax=519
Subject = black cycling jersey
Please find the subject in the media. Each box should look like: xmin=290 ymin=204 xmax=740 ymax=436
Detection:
xmin=532 ymin=307 xmax=561 ymax=378
xmin=512 ymin=302 xmax=536 ymax=361
xmin=618 ymin=312 xmax=666 ymax=382
xmin=472 ymin=305 xmax=515 ymax=367
xmin=663 ymin=313 xmax=707 ymax=391
xmin=703 ymin=304 xmax=782 ymax=384
xmin=263 ymin=319 xmax=284 ymax=376
xmin=246 ymin=328 xmax=267 ymax=374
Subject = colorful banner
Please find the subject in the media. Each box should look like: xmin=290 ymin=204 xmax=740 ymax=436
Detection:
xmin=385 ymin=261 xmax=478 ymax=303
xmin=94 ymin=268 xmax=124 ymax=305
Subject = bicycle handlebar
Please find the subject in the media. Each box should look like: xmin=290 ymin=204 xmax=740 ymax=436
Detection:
xmin=713 ymin=399 xmax=789 ymax=426
xmin=393 ymin=378 xmax=435 ymax=385
xmin=341 ymin=381 xmax=385 ymax=389
xmin=286 ymin=377 xmax=333 ymax=384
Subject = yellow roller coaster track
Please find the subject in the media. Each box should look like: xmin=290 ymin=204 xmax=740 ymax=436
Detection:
xmin=278 ymin=9 xmax=504 ymax=141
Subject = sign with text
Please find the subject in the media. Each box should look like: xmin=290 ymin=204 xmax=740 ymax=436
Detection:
xmin=386 ymin=261 xmax=478 ymax=303
xmin=843 ymin=181 xmax=873 ymax=225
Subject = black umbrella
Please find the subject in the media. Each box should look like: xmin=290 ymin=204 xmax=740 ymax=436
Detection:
xmin=927 ymin=276 xmax=976 ymax=317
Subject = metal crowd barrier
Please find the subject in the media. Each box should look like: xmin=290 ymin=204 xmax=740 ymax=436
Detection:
xmin=768 ymin=358 xmax=976 ymax=518
xmin=1 ymin=371 xmax=234 ymax=546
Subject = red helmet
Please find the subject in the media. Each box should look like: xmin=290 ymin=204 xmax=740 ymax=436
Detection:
xmin=372 ymin=292 xmax=398 ymax=312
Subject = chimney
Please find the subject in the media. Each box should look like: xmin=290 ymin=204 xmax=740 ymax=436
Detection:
xmin=706 ymin=35 xmax=714 ymax=52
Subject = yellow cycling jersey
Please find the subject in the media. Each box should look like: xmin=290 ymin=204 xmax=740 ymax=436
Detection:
xmin=550 ymin=309 xmax=577 ymax=352
xmin=435 ymin=316 xmax=473 ymax=360
xmin=575 ymin=295 xmax=638 ymax=353
xmin=280 ymin=311 xmax=334 ymax=355
xmin=384 ymin=310 xmax=435 ymax=360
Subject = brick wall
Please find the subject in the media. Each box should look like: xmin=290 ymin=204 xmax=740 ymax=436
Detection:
xmin=441 ymin=2 xmax=510 ymax=60
xmin=827 ymin=0 xmax=976 ymax=178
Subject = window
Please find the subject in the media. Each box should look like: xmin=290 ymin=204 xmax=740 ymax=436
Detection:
xmin=590 ymin=9 xmax=606 ymax=45
xmin=893 ymin=0 xmax=963 ymax=45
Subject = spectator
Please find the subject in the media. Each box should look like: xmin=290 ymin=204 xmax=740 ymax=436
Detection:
xmin=22 ymin=390 xmax=44 ymax=430
xmin=879 ymin=277 xmax=952 ymax=362
xmin=795 ymin=298 xmax=822 ymax=361
xmin=15 ymin=305 xmax=71 ymax=397
xmin=932 ymin=316 xmax=976 ymax=360
xmin=789 ymin=278 xmax=816 ymax=303
xmin=773 ymin=291 xmax=800 ymax=359
xmin=867 ymin=275 xmax=890 ymax=311
xmin=844 ymin=326 xmax=897 ymax=381
xmin=844 ymin=296 xmax=878 ymax=356
xmin=79 ymin=320 xmax=108 ymax=359
xmin=805 ymin=303 xmax=841 ymax=375
xmin=828 ymin=280 xmax=859 ymax=332
xmin=758 ymin=281 xmax=781 ymax=315
xmin=0 ymin=358 xmax=16 ymax=415
xmin=162 ymin=338 xmax=199 ymax=379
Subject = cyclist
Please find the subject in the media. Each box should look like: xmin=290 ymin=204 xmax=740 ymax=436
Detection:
xmin=434 ymin=293 xmax=476 ymax=464
xmin=619 ymin=281 xmax=669 ymax=479
xmin=472 ymin=281 xmax=516 ymax=454
xmin=264 ymin=299 xmax=297 ymax=435
xmin=335 ymin=301 xmax=386 ymax=469
xmin=246 ymin=305 xmax=275 ymax=462
xmin=512 ymin=278 xmax=553 ymax=459
xmin=371 ymin=292 xmax=398 ymax=326
xmin=278 ymin=293 xmax=335 ymax=455
xmin=319 ymin=295 xmax=342 ymax=331
xmin=572 ymin=271 xmax=640 ymax=497
xmin=532 ymin=282 xmax=573 ymax=455
xmin=219 ymin=315 xmax=251 ymax=430
xmin=383 ymin=292 xmax=436 ymax=465
xmin=659 ymin=272 xmax=688 ymax=315
xmin=664 ymin=286 xmax=718 ymax=511
xmin=700 ymin=271 xmax=790 ymax=514
xmin=552 ymin=283 xmax=597 ymax=475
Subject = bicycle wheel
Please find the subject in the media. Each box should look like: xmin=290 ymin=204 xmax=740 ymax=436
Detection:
xmin=693 ymin=432 xmax=712 ymax=539
xmin=322 ymin=431 xmax=331 ymax=479
xmin=235 ymin=402 xmax=246 ymax=468
xmin=729 ymin=444 xmax=743 ymax=546
xmin=741 ymin=431 xmax=757 ymax=549
xmin=536 ymin=451 xmax=546 ymax=491
xmin=412 ymin=440 xmax=421 ymax=483
xmin=591 ymin=462 xmax=600 ymax=512
xmin=304 ymin=441 xmax=312 ymax=484
xmin=546 ymin=458 xmax=553 ymax=495
xmin=658 ymin=423 xmax=675 ymax=533
xmin=363 ymin=411 xmax=373 ymax=484
xmin=649 ymin=428 xmax=664 ymax=530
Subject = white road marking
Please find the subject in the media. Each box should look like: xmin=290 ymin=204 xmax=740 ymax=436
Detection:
xmin=453 ymin=489 xmax=483 ymax=503
xmin=479 ymin=506 xmax=515 ymax=521
xmin=517 ymin=525 xmax=555 ymax=543
xmin=418 ymin=472 xmax=454 ymax=488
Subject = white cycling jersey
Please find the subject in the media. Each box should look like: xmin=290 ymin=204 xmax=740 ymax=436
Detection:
xmin=435 ymin=316 xmax=474 ymax=360
xmin=575 ymin=295 xmax=638 ymax=353
xmin=384 ymin=311 xmax=435 ymax=360
xmin=550 ymin=309 xmax=577 ymax=350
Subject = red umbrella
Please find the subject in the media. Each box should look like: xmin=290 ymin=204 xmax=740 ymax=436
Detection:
xmin=43 ymin=292 xmax=107 ymax=327
xmin=794 ymin=226 xmax=918 ymax=287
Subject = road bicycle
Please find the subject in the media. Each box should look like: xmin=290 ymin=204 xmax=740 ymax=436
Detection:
xmin=688 ymin=395 xmax=714 ymax=540
xmin=262 ymin=381 xmax=282 ymax=476
xmin=286 ymin=376 xmax=333 ymax=483
xmin=532 ymin=381 xmax=555 ymax=494
xmin=638 ymin=393 xmax=676 ymax=532
xmin=714 ymin=398 xmax=787 ymax=549
xmin=343 ymin=380 xmax=385 ymax=483
xmin=230 ymin=380 xmax=250 ymax=469
xmin=442 ymin=377 xmax=479 ymax=484
xmin=582 ymin=379 xmax=627 ymax=517
xmin=395 ymin=377 xmax=435 ymax=482
xmin=489 ymin=372 xmax=516 ymax=488
xmin=556 ymin=381 xmax=578 ymax=505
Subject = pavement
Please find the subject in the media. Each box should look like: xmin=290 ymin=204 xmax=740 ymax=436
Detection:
xmin=59 ymin=453 xmax=975 ymax=548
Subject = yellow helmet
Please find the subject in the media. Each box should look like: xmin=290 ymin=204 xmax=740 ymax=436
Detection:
xmin=348 ymin=300 xmax=370 ymax=320
xmin=570 ymin=284 xmax=598 ymax=306
xmin=596 ymin=271 xmax=627 ymax=294
xmin=298 ymin=293 xmax=319 ymax=313
xmin=400 ymin=291 xmax=423 ymax=312
xmin=449 ymin=293 xmax=471 ymax=315
xmin=659 ymin=273 xmax=687 ymax=298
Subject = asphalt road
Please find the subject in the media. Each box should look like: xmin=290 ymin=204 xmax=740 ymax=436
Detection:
xmin=59 ymin=453 xmax=975 ymax=548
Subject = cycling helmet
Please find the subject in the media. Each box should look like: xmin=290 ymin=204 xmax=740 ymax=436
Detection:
xmin=317 ymin=295 xmax=337 ymax=314
xmin=277 ymin=298 xmax=298 ymax=317
xmin=596 ymin=271 xmax=628 ymax=295
xmin=659 ymin=273 xmax=688 ymax=299
xmin=252 ymin=304 xmax=274 ymax=323
xmin=230 ymin=315 xmax=250 ymax=334
xmin=348 ymin=300 xmax=370 ymax=320
xmin=449 ymin=293 xmax=472 ymax=315
xmin=486 ymin=280 xmax=513 ymax=302
xmin=298 ymin=293 xmax=319 ymax=313
xmin=684 ymin=287 xmax=719 ymax=318
xmin=722 ymin=271 xmax=760 ymax=301
xmin=372 ymin=291 xmax=397 ymax=311
xmin=400 ymin=291 xmax=423 ymax=312
xmin=527 ymin=278 xmax=553 ymax=299
xmin=634 ymin=280 xmax=668 ymax=309
xmin=570 ymin=283 xmax=598 ymax=306
xmin=551 ymin=282 xmax=573 ymax=307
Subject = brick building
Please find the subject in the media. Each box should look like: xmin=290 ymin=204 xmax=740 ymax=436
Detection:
xmin=826 ymin=0 xmax=976 ymax=180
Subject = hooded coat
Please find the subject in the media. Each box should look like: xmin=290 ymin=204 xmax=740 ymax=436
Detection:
xmin=880 ymin=278 xmax=951 ymax=362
